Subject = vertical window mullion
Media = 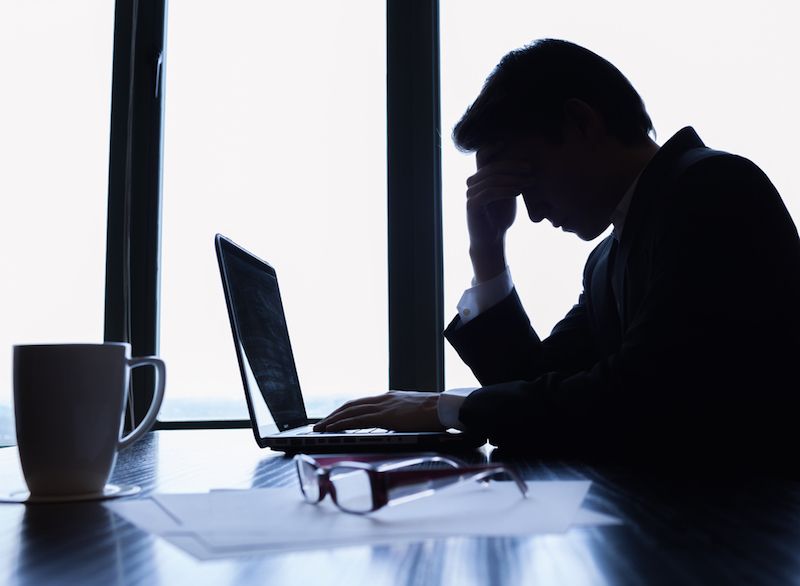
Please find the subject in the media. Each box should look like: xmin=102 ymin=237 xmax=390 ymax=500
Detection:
xmin=105 ymin=0 xmax=168 ymax=428
xmin=387 ymin=0 xmax=443 ymax=392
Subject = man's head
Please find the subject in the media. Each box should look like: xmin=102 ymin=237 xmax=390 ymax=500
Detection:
xmin=454 ymin=39 xmax=657 ymax=240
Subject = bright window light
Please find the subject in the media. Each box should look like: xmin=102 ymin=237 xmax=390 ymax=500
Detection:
xmin=441 ymin=0 xmax=799 ymax=387
xmin=0 ymin=2 xmax=114 ymax=443
xmin=159 ymin=1 xmax=387 ymax=420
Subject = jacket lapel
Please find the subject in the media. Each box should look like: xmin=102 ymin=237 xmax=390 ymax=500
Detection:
xmin=589 ymin=236 xmax=622 ymax=352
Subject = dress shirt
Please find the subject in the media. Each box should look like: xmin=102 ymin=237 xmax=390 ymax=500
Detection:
xmin=610 ymin=172 xmax=639 ymax=240
xmin=439 ymin=172 xmax=644 ymax=430
xmin=436 ymin=386 xmax=479 ymax=429
xmin=456 ymin=267 xmax=514 ymax=326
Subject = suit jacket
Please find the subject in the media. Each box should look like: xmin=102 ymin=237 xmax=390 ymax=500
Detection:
xmin=444 ymin=127 xmax=800 ymax=464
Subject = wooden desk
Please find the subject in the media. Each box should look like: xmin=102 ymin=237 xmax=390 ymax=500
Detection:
xmin=1 ymin=429 xmax=798 ymax=585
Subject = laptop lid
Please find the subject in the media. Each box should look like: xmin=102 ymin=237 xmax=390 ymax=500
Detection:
xmin=215 ymin=234 xmax=309 ymax=444
xmin=216 ymin=234 xmax=487 ymax=453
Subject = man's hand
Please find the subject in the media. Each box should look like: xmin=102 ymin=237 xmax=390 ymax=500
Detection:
xmin=467 ymin=153 xmax=535 ymax=282
xmin=313 ymin=391 xmax=444 ymax=432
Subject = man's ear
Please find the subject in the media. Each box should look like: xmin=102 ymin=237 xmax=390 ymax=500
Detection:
xmin=562 ymin=99 xmax=604 ymax=142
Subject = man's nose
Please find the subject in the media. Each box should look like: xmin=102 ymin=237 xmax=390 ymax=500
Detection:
xmin=523 ymin=198 xmax=551 ymax=223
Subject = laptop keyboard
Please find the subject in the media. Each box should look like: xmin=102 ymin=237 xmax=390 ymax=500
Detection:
xmin=298 ymin=428 xmax=392 ymax=435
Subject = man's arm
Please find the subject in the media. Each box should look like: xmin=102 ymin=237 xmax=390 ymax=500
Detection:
xmin=449 ymin=145 xmax=602 ymax=384
xmin=456 ymin=268 xmax=514 ymax=325
xmin=456 ymin=155 xmax=800 ymax=456
xmin=438 ymin=285 xmax=597 ymax=431
xmin=316 ymin=153 xmax=536 ymax=433
xmin=445 ymin=286 xmax=598 ymax=385
xmin=446 ymin=234 xmax=611 ymax=386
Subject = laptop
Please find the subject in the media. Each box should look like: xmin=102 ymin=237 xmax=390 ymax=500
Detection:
xmin=214 ymin=234 xmax=485 ymax=453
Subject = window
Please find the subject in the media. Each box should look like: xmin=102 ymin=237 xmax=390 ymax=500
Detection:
xmin=0 ymin=2 xmax=115 ymax=443
xmin=7 ymin=2 xmax=794 ymax=434
xmin=441 ymin=0 xmax=799 ymax=387
xmin=158 ymin=1 xmax=387 ymax=420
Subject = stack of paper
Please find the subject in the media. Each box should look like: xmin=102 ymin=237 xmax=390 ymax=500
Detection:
xmin=106 ymin=481 xmax=618 ymax=560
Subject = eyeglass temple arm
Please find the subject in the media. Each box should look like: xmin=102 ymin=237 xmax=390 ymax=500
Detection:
xmin=465 ymin=467 xmax=529 ymax=497
xmin=308 ymin=454 xmax=465 ymax=468
xmin=382 ymin=465 xmax=528 ymax=497
xmin=376 ymin=455 xmax=464 ymax=472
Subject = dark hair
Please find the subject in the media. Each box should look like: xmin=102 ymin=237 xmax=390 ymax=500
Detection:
xmin=453 ymin=39 xmax=654 ymax=152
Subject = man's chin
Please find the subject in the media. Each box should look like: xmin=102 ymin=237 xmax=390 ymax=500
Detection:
xmin=573 ymin=223 xmax=609 ymax=241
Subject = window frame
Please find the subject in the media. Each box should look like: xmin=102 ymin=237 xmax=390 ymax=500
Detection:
xmin=387 ymin=0 xmax=444 ymax=392
xmin=105 ymin=0 xmax=170 ymax=430
xmin=104 ymin=0 xmax=444 ymax=429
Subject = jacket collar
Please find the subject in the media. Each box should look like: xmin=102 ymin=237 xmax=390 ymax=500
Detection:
xmin=634 ymin=127 xmax=705 ymax=204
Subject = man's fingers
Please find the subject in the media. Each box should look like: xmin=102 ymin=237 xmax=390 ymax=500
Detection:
xmin=314 ymin=393 xmax=398 ymax=430
xmin=469 ymin=160 xmax=532 ymax=182
xmin=466 ymin=178 xmax=530 ymax=202
xmin=341 ymin=394 xmax=388 ymax=408
xmin=318 ymin=414 xmax=382 ymax=432
xmin=314 ymin=404 xmax=379 ymax=430
xmin=326 ymin=404 xmax=378 ymax=422
xmin=466 ymin=188 xmax=522 ymax=209
xmin=466 ymin=190 xmax=520 ymax=213
xmin=319 ymin=394 xmax=388 ymax=420
xmin=467 ymin=169 xmax=532 ymax=189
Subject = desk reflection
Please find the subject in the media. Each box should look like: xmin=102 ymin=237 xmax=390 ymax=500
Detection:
xmin=3 ymin=429 xmax=797 ymax=586
xmin=12 ymin=502 xmax=158 ymax=586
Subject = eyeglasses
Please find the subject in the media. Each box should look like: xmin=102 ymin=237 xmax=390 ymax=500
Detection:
xmin=294 ymin=453 xmax=528 ymax=515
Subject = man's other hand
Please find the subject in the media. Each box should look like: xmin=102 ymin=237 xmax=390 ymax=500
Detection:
xmin=313 ymin=391 xmax=444 ymax=432
xmin=467 ymin=149 xmax=535 ymax=282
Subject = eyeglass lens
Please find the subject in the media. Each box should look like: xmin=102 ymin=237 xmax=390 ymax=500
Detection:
xmin=328 ymin=467 xmax=373 ymax=513
xmin=297 ymin=458 xmax=321 ymax=503
xmin=384 ymin=461 xmax=463 ymax=504
xmin=297 ymin=456 xmax=526 ymax=515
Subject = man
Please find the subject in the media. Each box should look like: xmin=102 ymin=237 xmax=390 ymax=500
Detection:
xmin=317 ymin=39 xmax=800 ymax=462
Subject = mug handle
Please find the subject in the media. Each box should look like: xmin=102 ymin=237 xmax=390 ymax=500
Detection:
xmin=118 ymin=356 xmax=166 ymax=449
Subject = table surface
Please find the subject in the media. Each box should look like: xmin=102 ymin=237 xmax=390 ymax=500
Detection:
xmin=1 ymin=429 xmax=798 ymax=586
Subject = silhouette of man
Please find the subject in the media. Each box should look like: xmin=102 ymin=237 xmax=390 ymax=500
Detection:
xmin=317 ymin=39 xmax=800 ymax=463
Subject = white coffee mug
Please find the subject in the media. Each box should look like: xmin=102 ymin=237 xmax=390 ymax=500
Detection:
xmin=13 ymin=343 xmax=165 ymax=497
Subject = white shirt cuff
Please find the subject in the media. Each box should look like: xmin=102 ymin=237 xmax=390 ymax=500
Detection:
xmin=437 ymin=387 xmax=479 ymax=430
xmin=456 ymin=267 xmax=513 ymax=325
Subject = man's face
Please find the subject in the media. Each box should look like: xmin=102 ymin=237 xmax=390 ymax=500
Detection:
xmin=477 ymin=132 xmax=618 ymax=241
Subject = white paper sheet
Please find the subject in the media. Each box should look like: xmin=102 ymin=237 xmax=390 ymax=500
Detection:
xmin=107 ymin=480 xmax=620 ymax=560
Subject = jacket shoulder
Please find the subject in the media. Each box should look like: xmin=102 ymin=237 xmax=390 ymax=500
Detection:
xmin=659 ymin=150 xmax=788 ymax=226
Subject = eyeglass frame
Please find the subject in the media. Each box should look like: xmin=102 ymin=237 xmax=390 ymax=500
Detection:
xmin=294 ymin=453 xmax=528 ymax=514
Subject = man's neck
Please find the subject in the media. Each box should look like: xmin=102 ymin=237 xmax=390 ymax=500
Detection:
xmin=623 ymin=138 xmax=660 ymax=190
xmin=607 ymin=138 xmax=660 ymax=236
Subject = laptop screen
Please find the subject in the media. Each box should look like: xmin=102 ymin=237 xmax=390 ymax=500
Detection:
xmin=216 ymin=235 xmax=308 ymax=432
